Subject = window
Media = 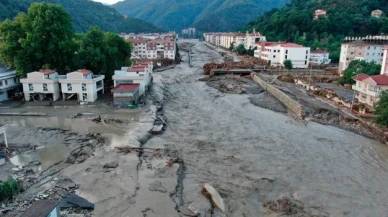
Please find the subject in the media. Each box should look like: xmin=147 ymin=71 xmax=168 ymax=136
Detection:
xmin=29 ymin=83 xmax=33 ymax=91
xmin=82 ymin=83 xmax=87 ymax=91
xmin=278 ymin=50 xmax=280 ymax=52
xmin=285 ymin=55 xmax=288 ymax=59
xmin=358 ymin=82 xmax=361 ymax=88
xmin=286 ymin=50 xmax=288 ymax=54
xmin=4 ymin=80 xmax=7 ymax=85
xmin=14 ymin=78 xmax=17 ymax=83
xmin=367 ymin=46 xmax=370 ymax=50
xmin=306 ymin=55 xmax=308 ymax=59
xmin=306 ymin=50 xmax=309 ymax=54
xmin=0 ymin=81 xmax=3 ymax=87
xmin=305 ymin=61 xmax=307 ymax=65
xmin=273 ymin=55 xmax=276 ymax=58
xmin=67 ymin=83 xmax=72 ymax=91
xmin=274 ymin=50 xmax=276 ymax=52
xmin=43 ymin=83 xmax=48 ymax=91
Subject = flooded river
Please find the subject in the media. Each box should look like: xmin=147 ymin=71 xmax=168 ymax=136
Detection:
xmin=148 ymin=40 xmax=388 ymax=216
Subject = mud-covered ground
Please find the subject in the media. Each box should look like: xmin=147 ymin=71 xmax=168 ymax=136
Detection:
xmin=1 ymin=40 xmax=388 ymax=217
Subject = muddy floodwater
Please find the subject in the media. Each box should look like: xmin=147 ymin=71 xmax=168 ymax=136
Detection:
xmin=146 ymin=40 xmax=388 ymax=216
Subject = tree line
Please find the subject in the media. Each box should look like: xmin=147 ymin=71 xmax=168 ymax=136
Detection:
xmin=0 ymin=3 xmax=132 ymax=79
xmin=242 ymin=0 xmax=388 ymax=62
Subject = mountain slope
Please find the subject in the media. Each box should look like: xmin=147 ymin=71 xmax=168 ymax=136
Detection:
xmin=0 ymin=0 xmax=161 ymax=33
xmin=112 ymin=0 xmax=290 ymax=32
xmin=241 ymin=0 xmax=388 ymax=62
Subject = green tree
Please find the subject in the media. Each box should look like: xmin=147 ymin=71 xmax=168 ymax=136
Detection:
xmin=234 ymin=44 xmax=247 ymax=55
xmin=0 ymin=3 xmax=76 ymax=77
xmin=229 ymin=42 xmax=235 ymax=51
xmin=283 ymin=59 xmax=293 ymax=70
xmin=78 ymin=26 xmax=107 ymax=75
xmin=375 ymin=91 xmax=388 ymax=127
xmin=104 ymin=32 xmax=132 ymax=79
xmin=339 ymin=60 xmax=381 ymax=85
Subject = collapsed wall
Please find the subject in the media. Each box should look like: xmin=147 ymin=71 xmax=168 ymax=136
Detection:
xmin=251 ymin=73 xmax=305 ymax=118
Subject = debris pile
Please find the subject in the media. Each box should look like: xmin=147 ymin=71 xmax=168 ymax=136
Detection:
xmin=277 ymin=74 xmax=340 ymax=83
xmin=263 ymin=197 xmax=304 ymax=215
xmin=66 ymin=133 xmax=104 ymax=164
xmin=203 ymin=56 xmax=268 ymax=75
xmin=91 ymin=116 xmax=123 ymax=125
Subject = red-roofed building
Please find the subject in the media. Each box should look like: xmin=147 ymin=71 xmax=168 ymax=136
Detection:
xmin=111 ymin=84 xmax=140 ymax=106
xmin=313 ymin=9 xmax=328 ymax=20
xmin=310 ymin=49 xmax=331 ymax=65
xmin=352 ymin=66 xmax=388 ymax=107
xmin=255 ymin=42 xmax=311 ymax=68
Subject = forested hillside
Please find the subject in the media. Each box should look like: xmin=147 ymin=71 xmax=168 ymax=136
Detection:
xmin=242 ymin=0 xmax=388 ymax=62
xmin=0 ymin=0 xmax=161 ymax=33
xmin=112 ymin=0 xmax=289 ymax=32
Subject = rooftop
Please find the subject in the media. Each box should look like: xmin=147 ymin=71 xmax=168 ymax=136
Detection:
xmin=39 ymin=69 xmax=55 ymax=75
xmin=20 ymin=200 xmax=58 ymax=217
xmin=311 ymin=49 xmax=329 ymax=54
xmin=266 ymin=42 xmax=305 ymax=48
xmin=352 ymin=73 xmax=370 ymax=81
xmin=113 ymin=84 xmax=139 ymax=91
xmin=76 ymin=69 xmax=92 ymax=75
xmin=127 ymin=67 xmax=145 ymax=72
xmin=370 ymin=74 xmax=388 ymax=85
xmin=128 ymin=39 xmax=147 ymax=43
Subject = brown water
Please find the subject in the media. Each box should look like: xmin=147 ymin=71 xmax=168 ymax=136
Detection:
xmin=147 ymin=40 xmax=388 ymax=216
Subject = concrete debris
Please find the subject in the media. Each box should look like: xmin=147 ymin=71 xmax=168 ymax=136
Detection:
xmin=115 ymin=146 xmax=165 ymax=156
xmin=263 ymin=197 xmax=304 ymax=215
xmin=149 ymin=181 xmax=167 ymax=193
xmin=55 ymin=178 xmax=78 ymax=191
xmin=202 ymin=183 xmax=225 ymax=212
xmin=179 ymin=205 xmax=200 ymax=217
xmin=151 ymin=124 xmax=164 ymax=135
xmin=103 ymin=161 xmax=118 ymax=169
xmin=165 ymin=157 xmax=183 ymax=167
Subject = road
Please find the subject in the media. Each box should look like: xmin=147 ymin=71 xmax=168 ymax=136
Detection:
xmin=146 ymin=40 xmax=388 ymax=216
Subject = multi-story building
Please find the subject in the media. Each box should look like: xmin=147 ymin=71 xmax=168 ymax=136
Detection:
xmin=0 ymin=65 xmax=19 ymax=102
xmin=338 ymin=36 xmax=388 ymax=74
xmin=21 ymin=69 xmax=61 ymax=102
xmin=182 ymin=28 xmax=196 ymax=38
xmin=371 ymin=10 xmax=383 ymax=18
xmin=310 ymin=49 xmax=331 ymax=65
xmin=351 ymin=46 xmax=388 ymax=107
xmin=59 ymin=69 xmax=105 ymax=102
xmin=313 ymin=9 xmax=327 ymax=20
xmin=245 ymin=31 xmax=266 ymax=49
xmin=147 ymin=39 xmax=176 ymax=59
xmin=129 ymin=39 xmax=147 ymax=58
xmin=255 ymin=42 xmax=310 ymax=68
xmin=112 ymin=61 xmax=153 ymax=106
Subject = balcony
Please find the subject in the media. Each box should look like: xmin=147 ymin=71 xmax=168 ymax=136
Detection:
xmin=352 ymin=85 xmax=382 ymax=97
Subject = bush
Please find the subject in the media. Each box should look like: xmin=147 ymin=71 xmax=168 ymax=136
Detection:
xmin=375 ymin=90 xmax=388 ymax=127
xmin=0 ymin=177 xmax=20 ymax=201
xmin=283 ymin=59 xmax=293 ymax=70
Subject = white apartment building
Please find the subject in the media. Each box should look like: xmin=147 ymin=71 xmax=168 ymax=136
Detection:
xmin=59 ymin=69 xmax=105 ymax=102
xmin=339 ymin=36 xmax=388 ymax=74
xmin=256 ymin=42 xmax=310 ymax=68
xmin=129 ymin=39 xmax=147 ymax=59
xmin=245 ymin=31 xmax=266 ymax=49
xmin=310 ymin=49 xmax=331 ymax=65
xmin=0 ymin=67 xmax=19 ymax=102
xmin=21 ymin=70 xmax=61 ymax=102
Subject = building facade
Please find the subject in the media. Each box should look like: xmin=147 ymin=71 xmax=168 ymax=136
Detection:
xmin=313 ymin=9 xmax=327 ymax=20
xmin=255 ymin=42 xmax=310 ymax=68
xmin=339 ymin=36 xmax=388 ymax=74
xmin=352 ymin=47 xmax=388 ymax=107
xmin=59 ymin=69 xmax=105 ymax=102
xmin=127 ymin=38 xmax=176 ymax=60
xmin=20 ymin=70 xmax=61 ymax=102
xmin=0 ymin=69 xmax=19 ymax=102
xmin=245 ymin=31 xmax=266 ymax=49
xmin=130 ymin=39 xmax=147 ymax=58
xmin=371 ymin=10 xmax=383 ymax=18
xmin=310 ymin=49 xmax=331 ymax=64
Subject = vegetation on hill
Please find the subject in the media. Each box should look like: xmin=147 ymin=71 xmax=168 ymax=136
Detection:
xmin=0 ymin=3 xmax=132 ymax=78
xmin=112 ymin=0 xmax=289 ymax=32
xmin=242 ymin=0 xmax=388 ymax=62
xmin=339 ymin=60 xmax=381 ymax=85
xmin=0 ymin=0 xmax=161 ymax=33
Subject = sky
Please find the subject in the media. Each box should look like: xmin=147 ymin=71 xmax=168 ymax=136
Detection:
xmin=92 ymin=0 xmax=123 ymax=5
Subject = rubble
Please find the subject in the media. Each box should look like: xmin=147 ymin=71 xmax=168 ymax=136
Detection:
xmin=103 ymin=161 xmax=118 ymax=169
xmin=263 ymin=197 xmax=304 ymax=215
xmin=179 ymin=206 xmax=200 ymax=217
xmin=203 ymin=56 xmax=268 ymax=75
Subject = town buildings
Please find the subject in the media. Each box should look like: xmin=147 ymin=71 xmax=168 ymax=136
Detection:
xmin=310 ymin=49 xmax=331 ymax=65
xmin=127 ymin=38 xmax=176 ymax=60
xmin=371 ymin=10 xmax=383 ymax=18
xmin=21 ymin=69 xmax=61 ymax=102
xmin=59 ymin=69 xmax=105 ymax=102
xmin=351 ymin=46 xmax=388 ymax=107
xmin=182 ymin=28 xmax=196 ymax=38
xmin=339 ymin=36 xmax=388 ymax=74
xmin=203 ymin=32 xmax=266 ymax=49
xmin=255 ymin=42 xmax=310 ymax=68
xmin=0 ymin=66 xmax=19 ymax=102
xmin=112 ymin=60 xmax=153 ymax=107
xmin=313 ymin=9 xmax=328 ymax=20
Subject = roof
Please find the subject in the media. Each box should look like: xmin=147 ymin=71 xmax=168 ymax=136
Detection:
xmin=76 ymin=69 xmax=92 ymax=75
xmin=352 ymin=73 xmax=370 ymax=81
xmin=58 ymin=193 xmax=94 ymax=209
xmin=39 ymin=69 xmax=55 ymax=75
xmin=311 ymin=49 xmax=329 ymax=54
xmin=20 ymin=200 xmax=58 ymax=217
xmin=127 ymin=39 xmax=147 ymax=43
xmin=127 ymin=67 xmax=145 ymax=72
xmin=370 ymin=74 xmax=388 ymax=85
xmin=266 ymin=42 xmax=305 ymax=48
xmin=112 ymin=84 xmax=139 ymax=91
